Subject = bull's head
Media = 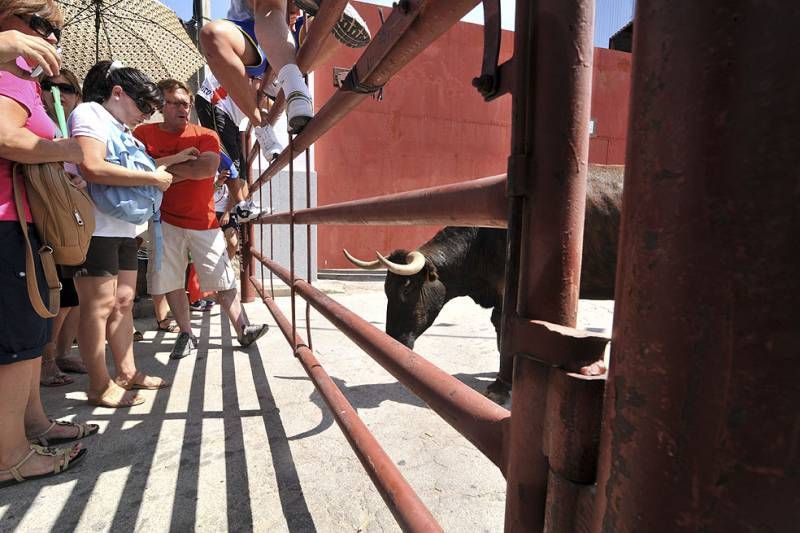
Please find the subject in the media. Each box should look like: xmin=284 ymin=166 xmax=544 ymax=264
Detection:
xmin=343 ymin=248 xmax=447 ymax=349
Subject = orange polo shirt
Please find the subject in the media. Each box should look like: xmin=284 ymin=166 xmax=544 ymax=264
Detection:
xmin=134 ymin=123 xmax=221 ymax=230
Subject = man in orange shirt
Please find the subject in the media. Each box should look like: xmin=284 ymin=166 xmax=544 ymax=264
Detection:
xmin=134 ymin=79 xmax=268 ymax=359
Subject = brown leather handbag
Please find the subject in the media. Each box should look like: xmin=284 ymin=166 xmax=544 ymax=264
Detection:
xmin=12 ymin=162 xmax=95 ymax=318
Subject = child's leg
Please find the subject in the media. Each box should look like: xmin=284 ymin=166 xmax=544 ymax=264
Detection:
xmin=200 ymin=20 xmax=263 ymax=125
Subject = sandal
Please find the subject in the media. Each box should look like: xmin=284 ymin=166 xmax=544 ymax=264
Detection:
xmin=133 ymin=330 xmax=145 ymax=342
xmin=29 ymin=419 xmax=99 ymax=447
xmin=40 ymin=358 xmax=74 ymax=387
xmin=114 ymin=372 xmax=170 ymax=391
xmin=57 ymin=355 xmax=87 ymax=374
xmin=87 ymin=385 xmax=145 ymax=408
xmin=0 ymin=444 xmax=87 ymax=489
xmin=156 ymin=319 xmax=179 ymax=333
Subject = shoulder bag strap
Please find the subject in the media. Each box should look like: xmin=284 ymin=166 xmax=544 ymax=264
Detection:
xmin=12 ymin=164 xmax=60 ymax=318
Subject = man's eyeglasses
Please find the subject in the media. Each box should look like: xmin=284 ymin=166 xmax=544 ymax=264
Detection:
xmin=40 ymin=80 xmax=78 ymax=95
xmin=17 ymin=14 xmax=61 ymax=43
xmin=164 ymin=99 xmax=192 ymax=109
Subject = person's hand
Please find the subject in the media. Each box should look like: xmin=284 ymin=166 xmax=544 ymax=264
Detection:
xmin=66 ymin=172 xmax=87 ymax=189
xmin=172 ymin=146 xmax=200 ymax=165
xmin=56 ymin=138 xmax=84 ymax=164
xmin=0 ymin=30 xmax=60 ymax=78
xmin=219 ymin=211 xmax=230 ymax=227
xmin=152 ymin=166 xmax=173 ymax=191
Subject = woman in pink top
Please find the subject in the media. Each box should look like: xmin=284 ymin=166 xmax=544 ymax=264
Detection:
xmin=0 ymin=0 xmax=94 ymax=488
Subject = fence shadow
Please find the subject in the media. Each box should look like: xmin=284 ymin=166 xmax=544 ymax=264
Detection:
xmin=0 ymin=308 xmax=315 ymax=533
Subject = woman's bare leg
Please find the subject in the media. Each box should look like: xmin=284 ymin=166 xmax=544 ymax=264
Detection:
xmin=110 ymin=270 xmax=167 ymax=389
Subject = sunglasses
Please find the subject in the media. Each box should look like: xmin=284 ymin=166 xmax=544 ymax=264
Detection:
xmin=40 ymin=80 xmax=78 ymax=95
xmin=17 ymin=14 xmax=61 ymax=43
xmin=123 ymin=90 xmax=159 ymax=117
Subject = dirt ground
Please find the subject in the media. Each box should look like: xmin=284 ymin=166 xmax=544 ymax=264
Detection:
xmin=0 ymin=280 xmax=613 ymax=532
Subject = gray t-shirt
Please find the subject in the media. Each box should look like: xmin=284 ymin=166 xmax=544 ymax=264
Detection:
xmin=227 ymin=0 xmax=253 ymax=20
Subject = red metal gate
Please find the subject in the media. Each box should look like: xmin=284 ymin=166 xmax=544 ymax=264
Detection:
xmin=236 ymin=0 xmax=797 ymax=531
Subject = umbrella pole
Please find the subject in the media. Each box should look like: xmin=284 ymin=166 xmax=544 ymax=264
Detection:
xmin=94 ymin=0 xmax=100 ymax=62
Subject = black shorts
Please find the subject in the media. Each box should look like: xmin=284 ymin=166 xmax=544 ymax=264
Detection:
xmin=0 ymin=222 xmax=52 ymax=365
xmin=196 ymin=97 xmax=242 ymax=170
xmin=216 ymin=211 xmax=240 ymax=232
xmin=59 ymin=267 xmax=79 ymax=307
xmin=62 ymin=236 xmax=138 ymax=278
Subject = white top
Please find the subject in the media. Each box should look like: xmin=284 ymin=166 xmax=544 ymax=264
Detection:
xmin=197 ymin=69 xmax=248 ymax=128
xmin=68 ymin=102 xmax=138 ymax=238
xmin=227 ymin=0 xmax=253 ymax=21
xmin=214 ymin=180 xmax=229 ymax=213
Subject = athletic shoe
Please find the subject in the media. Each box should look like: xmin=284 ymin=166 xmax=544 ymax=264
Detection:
xmin=169 ymin=332 xmax=198 ymax=360
xmin=237 ymin=324 xmax=269 ymax=348
xmin=189 ymin=300 xmax=208 ymax=312
xmin=234 ymin=198 xmax=265 ymax=223
xmin=253 ymin=124 xmax=284 ymax=161
xmin=286 ymin=90 xmax=314 ymax=134
xmin=294 ymin=1 xmax=371 ymax=48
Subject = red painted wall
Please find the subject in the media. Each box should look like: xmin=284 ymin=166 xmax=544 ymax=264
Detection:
xmin=314 ymin=5 xmax=631 ymax=269
xmin=589 ymin=48 xmax=632 ymax=164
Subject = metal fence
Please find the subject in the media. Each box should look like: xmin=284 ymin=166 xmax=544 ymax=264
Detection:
xmin=236 ymin=0 xmax=797 ymax=531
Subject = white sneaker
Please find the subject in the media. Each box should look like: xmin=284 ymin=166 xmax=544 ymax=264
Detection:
xmin=286 ymin=90 xmax=313 ymax=134
xmin=253 ymin=124 xmax=283 ymax=161
xmin=235 ymin=199 xmax=271 ymax=223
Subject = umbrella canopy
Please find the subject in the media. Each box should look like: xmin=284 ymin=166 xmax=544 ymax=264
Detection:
xmin=55 ymin=0 xmax=205 ymax=83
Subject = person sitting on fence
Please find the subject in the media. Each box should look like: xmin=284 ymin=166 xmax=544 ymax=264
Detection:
xmin=195 ymin=67 xmax=267 ymax=222
xmin=38 ymin=67 xmax=86 ymax=386
xmin=199 ymin=0 xmax=370 ymax=135
xmin=63 ymin=60 xmax=193 ymax=408
xmin=134 ymin=79 xmax=270 ymax=360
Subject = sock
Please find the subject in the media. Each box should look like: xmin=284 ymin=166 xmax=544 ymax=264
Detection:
xmin=277 ymin=63 xmax=308 ymax=97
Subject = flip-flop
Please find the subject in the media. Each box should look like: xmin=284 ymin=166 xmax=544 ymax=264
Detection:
xmin=56 ymin=355 xmax=88 ymax=374
xmin=87 ymin=387 xmax=145 ymax=408
xmin=114 ymin=372 xmax=170 ymax=391
xmin=29 ymin=419 xmax=99 ymax=447
xmin=0 ymin=444 xmax=87 ymax=489
xmin=156 ymin=319 xmax=180 ymax=333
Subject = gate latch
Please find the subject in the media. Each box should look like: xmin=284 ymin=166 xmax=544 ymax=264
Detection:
xmin=472 ymin=0 xmax=502 ymax=101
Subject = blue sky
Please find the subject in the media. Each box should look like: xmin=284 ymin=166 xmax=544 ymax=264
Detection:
xmin=160 ymin=1 xmax=633 ymax=48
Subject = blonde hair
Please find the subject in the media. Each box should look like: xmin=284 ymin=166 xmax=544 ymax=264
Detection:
xmin=0 ymin=0 xmax=64 ymax=28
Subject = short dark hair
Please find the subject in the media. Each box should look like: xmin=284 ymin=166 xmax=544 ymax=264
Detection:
xmin=82 ymin=60 xmax=163 ymax=110
xmin=157 ymin=79 xmax=193 ymax=101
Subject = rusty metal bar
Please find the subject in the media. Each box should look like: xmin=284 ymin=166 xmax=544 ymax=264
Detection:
xmin=250 ymin=248 xmax=511 ymax=470
xmin=503 ymin=0 xmax=595 ymax=531
xmin=592 ymin=2 xmax=800 ymax=531
xmin=240 ymin=129 xmax=256 ymax=302
xmin=255 ymin=174 xmax=507 ymax=227
xmin=251 ymin=0 xmax=483 ymax=192
xmin=250 ymin=278 xmax=443 ymax=532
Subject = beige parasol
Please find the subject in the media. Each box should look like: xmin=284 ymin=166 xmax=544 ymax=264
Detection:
xmin=55 ymin=0 xmax=205 ymax=83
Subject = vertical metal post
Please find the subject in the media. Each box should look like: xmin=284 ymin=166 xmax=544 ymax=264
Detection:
xmin=240 ymin=130 xmax=256 ymax=303
xmin=592 ymin=2 xmax=800 ymax=531
xmin=504 ymin=0 xmax=595 ymax=530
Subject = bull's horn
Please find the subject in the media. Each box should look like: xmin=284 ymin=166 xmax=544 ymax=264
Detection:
xmin=343 ymin=249 xmax=381 ymax=269
xmin=376 ymin=250 xmax=426 ymax=276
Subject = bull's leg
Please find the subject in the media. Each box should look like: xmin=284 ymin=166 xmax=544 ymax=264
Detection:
xmin=484 ymin=306 xmax=511 ymax=405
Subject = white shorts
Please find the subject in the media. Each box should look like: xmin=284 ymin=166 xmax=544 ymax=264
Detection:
xmin=147 ymin=221 xmax=237 ymax=295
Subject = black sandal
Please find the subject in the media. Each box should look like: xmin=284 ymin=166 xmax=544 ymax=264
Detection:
xmin=29 ymin=419 xmax=99 ymax=447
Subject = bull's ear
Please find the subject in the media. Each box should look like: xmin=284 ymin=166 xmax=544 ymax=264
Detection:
xmin=426 ymin=262 xmax=439 ymax=282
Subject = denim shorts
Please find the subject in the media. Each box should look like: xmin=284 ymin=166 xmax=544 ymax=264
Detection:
xmin=0 ymin=222 xmax=52 ymax=364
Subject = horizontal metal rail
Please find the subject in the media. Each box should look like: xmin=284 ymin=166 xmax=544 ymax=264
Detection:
xmin=250 ymin=248 xmax=511 ymax=471
xmin=255 ymin=174 xmax=507 ymax=227
xmin=250 ymin=277 xmax=442 ymax=532
xmin=251 ymin=0 xmax=483 ymax=192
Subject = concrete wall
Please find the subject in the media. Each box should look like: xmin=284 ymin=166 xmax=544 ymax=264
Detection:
xmin=313 ymin=4 xmax=631 ymax=269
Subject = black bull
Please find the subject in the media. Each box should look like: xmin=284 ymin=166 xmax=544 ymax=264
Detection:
xmin=344 ymin=165 xmax=623 ymax=404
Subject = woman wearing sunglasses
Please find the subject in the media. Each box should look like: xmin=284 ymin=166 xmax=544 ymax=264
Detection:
xmin=37 ymin=68 xmax=86 ymax=387
xmin=0 ymin=12 xmax=60 ymax=78
xmin=0 ymin=0 xmax=91 ymax=488
xmin=63 ymin=60 xmax=196 ymax=408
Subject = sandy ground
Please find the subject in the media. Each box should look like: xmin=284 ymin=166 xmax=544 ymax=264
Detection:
xmin=0 ymin=280 xmax=612 ymax=533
